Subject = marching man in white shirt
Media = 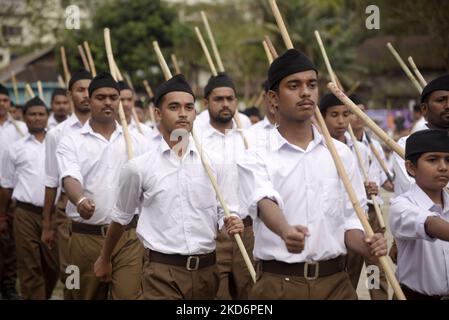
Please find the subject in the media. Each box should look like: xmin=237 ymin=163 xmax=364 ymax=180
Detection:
xmin=41 ymin=69 xmax=92 ymax=299
xmin=0 ymin=83 xmax=27 ymax=300
xmin=390 ymin=129 xmax=449 ymax=300
xmin=94 ymin=74 xmax=244 ymax=300
xmin=117 ymin=81 xmax=153 ymax=140
xmin=0 ymin=97 xmax=58 ymax=300
xmin=320 ymin=93 xmax=388 ymax=299
xmin=196 ymin=73 xmax=254 ymax=300
xmin=237 ymin=49 xmax=387 ymax=300
xmin=56 ymin=72 xmax=150 ymax=300
xmin=47 ymin=88 xmax=70 ymax=130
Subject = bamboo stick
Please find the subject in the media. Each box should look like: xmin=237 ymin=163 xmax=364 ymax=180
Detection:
xmin=11 ymin=72 xmax=20 ymax=104
xmin=262 ymin=40 xmax=274 ymax=64
xmin=57 ymin=75 xmax=66 ymax=88
xmin=78 ymin=44 xmax=90 ymax=72
xmin=387 ymin=43 xmax=423 ymax=93
xmin=194 ymin=27 xmax=218 ymax=77
xmin=201 ymin=11 xmax=225 ymax=72
xmin=348 ymin=125 xmax=386 ymax=231
xmin=37 ymin=80 xmax=44 ymax=101
xmin=83 ymin=41 xmax=97 ymax=76
xmin=407 ymin=56 xmax=427 ymax=87
xmin=25 ymin=83 xmax=35 ymax=98
xmin=60 ymin=46 xmax=71 ymax=86
xmin=104 ymin=28 xmax=134 ymax=160
xmin=264 ymin=35 xmax=279 ymax=59
xmin=171 ymin=54 xmax=182 ymax=75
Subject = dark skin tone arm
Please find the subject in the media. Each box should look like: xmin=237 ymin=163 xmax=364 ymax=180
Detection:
xmin=41 ymin=187 xmax=57 ymax=249
xmin=425 ymin=216 xmax=449 ymax=242
xmin=63 ymin=177 xmax=95 ymax=220
xmin=0 ymin=188 xmax=13 ymax=233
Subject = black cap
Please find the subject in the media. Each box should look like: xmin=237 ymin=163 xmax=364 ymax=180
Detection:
xmin=349 ymin=94 xmax=363 ymax=105
xmin=68 ymin=69 xmax=93 ymax=90
xmin=268 ymin=49 xmax=317 ymax=90
xmin=204 ymin=72 xmax=236 ymax=98
xmin=118 ymin=81 xmax=132 ymax=91
xmin=51 ymin=88 xmax=67 ymax=102
xmin=154 ymin=74 xmax=195 ymax=107
xmin=406 ymin=129 xmax=449 ymax=160
xmin=0 ymin=83 xmax=9 ymax=97
xmin=243 ymin=106 xmax=261 ymax=118
xmin=23 ymin=97 xmax=47 ymax=114
xmin=421 ymin=74 xmax=449 ymax=103
xmin=319 ymin=93 xmax=343 ymax=113
xmin=88 ymin=72 xmax=120 ymax=97
xmin=134 ymin=100 xmax=144 ymax=109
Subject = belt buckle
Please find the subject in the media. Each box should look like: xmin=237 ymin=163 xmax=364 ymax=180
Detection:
xmin=186 ymin=256 xmax=200 ymax=271
xmin=304 ymin=261 xmax=320 ymax=280
xmin=100 ymin=225 xmax=108 ymax=237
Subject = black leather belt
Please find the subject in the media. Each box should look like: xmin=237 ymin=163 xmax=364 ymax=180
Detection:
xmin=16 ymin=201 xmax=43 ymax=215
xmin=147 ymin=249 xmax=216 ymax=271
xmin=71 ymin=215 xmax=138 ymax=236
xmin=260 ymin=256 xmax=346 ymax=280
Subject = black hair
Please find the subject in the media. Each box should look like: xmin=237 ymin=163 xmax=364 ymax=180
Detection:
xmin=406 ymin=153 xmax=423 ymax=178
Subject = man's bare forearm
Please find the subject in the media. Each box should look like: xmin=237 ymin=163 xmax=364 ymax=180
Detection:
xmin=63 ymin=177 xmax=84 ymax=205
xmin=42 ymin=187 xmax=57 ymax=227
xmin=257 ymin=198 xmax=289 ymax=238
xmin=425 ymin=216 xmax=449 ymax=242
xmin=101 ymin=222 xmax=126 ymax=259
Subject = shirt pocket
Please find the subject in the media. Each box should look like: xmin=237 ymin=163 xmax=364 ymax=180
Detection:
xmin=188 ymin=176 xmax=217 ymax=211
xmin=320 ymin=178 xmax=345 ymax=220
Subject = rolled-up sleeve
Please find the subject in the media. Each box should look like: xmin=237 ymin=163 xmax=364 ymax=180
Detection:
xmin=111 ymin=159 xmax=142 ymax=226
xmin=237 ymin=150 xmax=284 ymax=220
xmin=390 ymin=196 xmax=438 ymax=241
xmin=0 ymin=146 xmax=16 ymax=189
xmin=56 ymin=135 xmax=83 ymax=186
xmin=45 ymin=130 xmax=60 ymax=188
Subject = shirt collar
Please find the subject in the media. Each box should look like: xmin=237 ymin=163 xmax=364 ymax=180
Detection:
xmin=203 ymin=120 xmax=237 ymax=139
xmin=159 ymin=133 xmax=199 ymax=159
xmin=80 ymin=120 xmax=122 ymax=138
xmin=411 ymin=183 xmax=449 ymax=215
xmin=270 ymin=124 xmax=325 ymax=152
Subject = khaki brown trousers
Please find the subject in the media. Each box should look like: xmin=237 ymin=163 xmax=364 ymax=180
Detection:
xmin=0 ymin=200 xmax=17 ymax=294
xmin=13 ymin=204 xmax=59 ymax=299
xmin=250 ymin=267 xmax=357 ymax=300
xmin=66 ymin=223 xmax=143 ymax=300
xmin=346 ymin=204 xmax=388 ymax=300
xmin=215 ymin=223 xmax=255 ymax=300
xmin=142 ymin=251 xmax=218 ymax=300
xmin=54 ymin=193 xmax=70 ymax=299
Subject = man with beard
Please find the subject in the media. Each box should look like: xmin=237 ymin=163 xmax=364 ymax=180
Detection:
xmin=47 ymin=88 xmax=70 ymax=130
xmin=117 ymin=81 xmax=153 ymax=140
xmin=0 ymin=83 xmax=27 ymax=300
xmin=40 ymin=70 xmax=92 ymax=299
xmin=0 ymin=97 xmax=59 ymax=299
xmin=57 ymin=72 xmax=150 ymax=299
xmin=195 ymin=73 xmax=254 ymax=300
xmin=237 ymin=49 xmax=387 ymax=299
xmin=393 ymin=75 xmax=449 ymax=196
xmin=94 ymin=74 xmax=244 ymax=300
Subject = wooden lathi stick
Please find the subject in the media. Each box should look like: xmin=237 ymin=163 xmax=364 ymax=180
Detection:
xmin=57 ymin=75 xmax=66 ymax=88
xmin=387 ymin=43 xmax=423 ymax=93
xmin=104 ymin=28 xmax=134 ymax=160
xmin=407 ymin=56 xmax=427 ymax=87
xmin=11 ymin=72 xmax=20 ymax=104
xmin=143 ymin=80 xmax=156 ymax=124
xmin=25 ymin=83 xmax=35 ymax=98
xmin=152 ymin=42 xmax=256 ymax=283
xmin=37 ymin=80 xmax=44 ymax=101
xmin=83 ymin=41 xmax=97 ymax=76
xmin=171 ymin=54 xmax=182 ymax=75
xmin=348 ymin=125 xmax=386 ymax=232
xmin=264 ymin=35 xmax=279 ymax=59
xmin=78 ymin=44 xmax=90 ymax=72
xmin=60 ymin=46 xmax=71 ymax=86
xmin=201 ymin=11 xmax=225 ymax=72
xmin=262 ymin=40 xmax=274 ymax=64
xmin=328 ymin=83 xmax=405 ymax=160
xmin=270 ymin=0 xmax=406 ymax=300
